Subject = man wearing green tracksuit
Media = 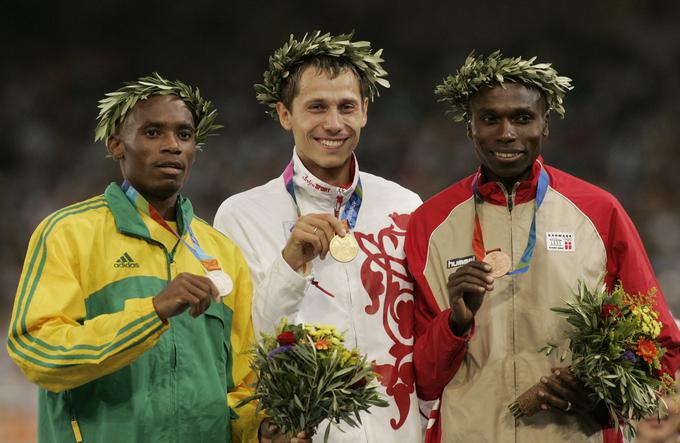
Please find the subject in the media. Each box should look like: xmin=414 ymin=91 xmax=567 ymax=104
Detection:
xmin=6 ymin=74 xmax=309 ymax=442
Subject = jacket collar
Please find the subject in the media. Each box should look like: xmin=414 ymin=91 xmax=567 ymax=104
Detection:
xmin=105 ymin=182 xmax=194 ymax=241
xmin=475 ymin=156 xmax=545 ymax=206
xmin=290 ymin=148 xmax=359 ymax=212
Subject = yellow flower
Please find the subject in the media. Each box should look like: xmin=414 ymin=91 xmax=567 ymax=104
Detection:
xmin=340 ymin=349 xmax=353 ymax=365
xmin=631 ymin=305 xmax=663 ymax=339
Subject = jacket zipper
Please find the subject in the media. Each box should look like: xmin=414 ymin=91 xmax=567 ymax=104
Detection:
xmin=119 ymin=230 xmax=177 ymax=370
xmin=70 ymin=415 xmax=83 ymax=442
xmin=161 ymin=239 xmax=178 ymax=373
xmin=509 ymin=182 xmax=520 ymax=212
xmin=121 ymin=232 xmax=176 ymax=365
xmin=333 ymin=188 xmax=359 ymax=347
xmin=65 ymin=391 xmax=83 ymax=442
xmin=334 ymin=190 xmax=343 ymax=218
xmin=507 ymin=182 xmax=521 ymax=442
xmin=498 ymin=182 xmax=516 ymax=213
xmin=344 ymin=267 xmax=359 ymax=348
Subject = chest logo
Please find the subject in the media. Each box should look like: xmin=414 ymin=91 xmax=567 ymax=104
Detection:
xmin=546 ymin=232 xmax=575 ymax=252
xmin=114 ymin=252 xmax=140 ymax=268
xmin=447 ymin=255 xmax=475 ymax=269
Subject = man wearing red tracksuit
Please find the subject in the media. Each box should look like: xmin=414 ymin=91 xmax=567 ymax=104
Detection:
xmin=405 ymin=52 xmax=680 ymax=442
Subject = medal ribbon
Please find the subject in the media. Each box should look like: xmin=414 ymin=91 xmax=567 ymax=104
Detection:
xmin=283 ymin=160 xmax=363 ymax=230
xmin=471 ymin=166 xmax=549 ymax=275
xmin=120 ymin=181 xmax=221 ymax=272
xmin=282 ymin=160 xmax=364 ymax=298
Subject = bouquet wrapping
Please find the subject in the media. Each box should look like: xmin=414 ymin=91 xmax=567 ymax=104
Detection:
xmin=237 ymin=319 xmax=388 ymax=441
xmin=508 ymin=283 xmax=675 ymax=437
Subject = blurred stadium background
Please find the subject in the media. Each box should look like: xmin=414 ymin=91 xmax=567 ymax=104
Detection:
xmin=2 ymin=1 xmax=679 ymax=441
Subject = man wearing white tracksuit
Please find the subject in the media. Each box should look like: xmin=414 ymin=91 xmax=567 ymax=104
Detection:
xmin=214 ymin=31 xmax=425 ymax=443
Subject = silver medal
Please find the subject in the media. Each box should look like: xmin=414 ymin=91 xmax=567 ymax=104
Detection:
xmin=207 ymin=270 xmax=233 ymax=297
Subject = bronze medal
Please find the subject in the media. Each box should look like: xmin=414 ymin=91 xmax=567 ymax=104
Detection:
xmin=483 ymin=251 xmax=512 ymax=278
xmin=329 ymin=232 xmax=359 ymax=263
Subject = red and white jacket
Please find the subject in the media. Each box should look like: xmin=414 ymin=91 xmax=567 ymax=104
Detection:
xmin=405 ymin=158 xmax=680 ymax=443
xmin=214 ymin=150 xmax=425 ymax=443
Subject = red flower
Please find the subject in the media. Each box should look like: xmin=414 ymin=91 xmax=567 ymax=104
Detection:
xmin=635 ymin=338 xmax=659 ymax=364
xmin=276 ymin=331 xmax=297 ymax=346
xmin=601 ymin=304 xmax=621 ymax=320
xmin=655 ymin=362 xmax=674 ymax=384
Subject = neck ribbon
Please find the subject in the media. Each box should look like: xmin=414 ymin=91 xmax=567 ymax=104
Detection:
xmin=471 ymin=166 xmax=549 ymax=275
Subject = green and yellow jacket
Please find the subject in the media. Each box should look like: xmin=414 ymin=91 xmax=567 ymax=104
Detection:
xmin=7 ymin=183 xmax=260 ymax=442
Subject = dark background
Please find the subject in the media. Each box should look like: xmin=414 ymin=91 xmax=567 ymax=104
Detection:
xmin=2 ymin=1 xmax=679 ymax=440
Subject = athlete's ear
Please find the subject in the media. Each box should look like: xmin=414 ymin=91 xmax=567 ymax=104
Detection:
xmin=107 ymin=135 xmax=124 ymax=160
xmin=360 ymin=97 xmax=368 ymax=128
xmin=276 ymin=102 xmax=293 ymax=131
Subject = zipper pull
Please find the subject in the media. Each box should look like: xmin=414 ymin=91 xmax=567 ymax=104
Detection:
xmin=71 ymin=416 xmax=83 ymax=442
xmin=334 ymin=192 xmax=343 ymax=219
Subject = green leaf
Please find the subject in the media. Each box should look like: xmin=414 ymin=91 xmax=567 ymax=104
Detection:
xmin=255 ymin=31 xmax=389 ymax=119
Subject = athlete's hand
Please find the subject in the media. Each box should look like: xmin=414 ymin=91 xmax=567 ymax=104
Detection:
xmin=152 ymin=272 xmax=219 ymax=322
xmin=447 ymin=261 xmax=494 ymax=335
xmin=259 ymin=419 xmax=312 ymax=443
xmin=537 ymin=367 xmax=597 ymax=415
xmin=282 ymin=213 xmax=346 ymax=271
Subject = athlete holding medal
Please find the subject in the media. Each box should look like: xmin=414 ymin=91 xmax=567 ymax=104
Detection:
xmin=405 ymin=52 xmax=680 ymax=442
xmin=215 ymin=31 xmax=425 ymax=442
xmin=6 ymin=74 xmax=280 ymax=442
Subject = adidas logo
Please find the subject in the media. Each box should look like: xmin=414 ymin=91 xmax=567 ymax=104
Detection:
xmin=114 ymin=252 xmax=140 ymax=268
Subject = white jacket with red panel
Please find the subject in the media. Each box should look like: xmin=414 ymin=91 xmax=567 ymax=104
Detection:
xmin=405 ymin=158 xmax=680 ymax=443
xmin=214 ymin=150 xmax=425 ymax=443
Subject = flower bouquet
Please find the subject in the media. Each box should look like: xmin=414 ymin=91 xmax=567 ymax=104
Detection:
xmin=237 ymin=319 xmax=388 ymax=441
xmin=508 ymin=283 xmax=675 ymax=437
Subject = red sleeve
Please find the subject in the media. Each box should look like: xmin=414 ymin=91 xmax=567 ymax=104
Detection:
xmin=603 ymin=199 xmax=680 ymax=373
xmin=406 ymin=206 xmax=471 ymax=401
xmin=601 ymin=426 xmax=623 ymax=443
xmin=413 ymin=303 xmax=470 ymax=400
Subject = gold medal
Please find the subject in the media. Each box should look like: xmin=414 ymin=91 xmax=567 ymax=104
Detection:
xmin=483 ymin=251 xmax=512 ymax=278
xmin=329 ymin=232 xmax=359 ymax=263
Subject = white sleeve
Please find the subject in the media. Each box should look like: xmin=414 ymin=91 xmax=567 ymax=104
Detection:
xmin=252 ymin=253 xmax=310 ymax=334
xmin=213 ymin=199 xmax=310 ymax=335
